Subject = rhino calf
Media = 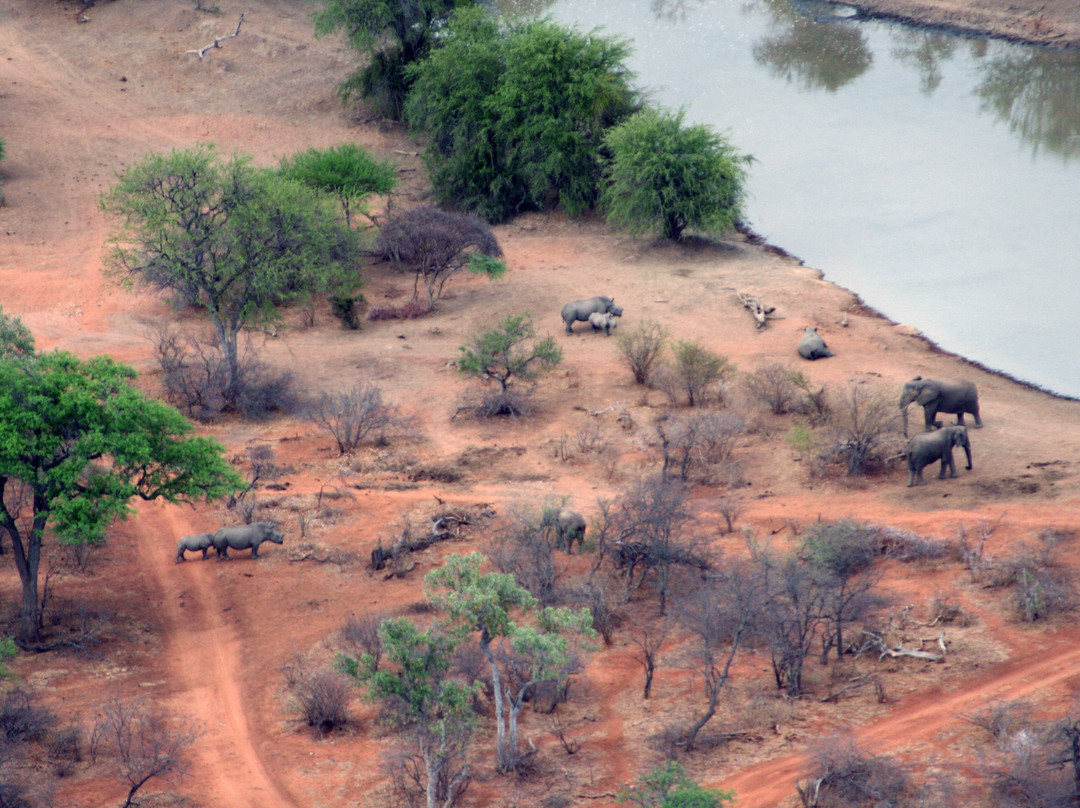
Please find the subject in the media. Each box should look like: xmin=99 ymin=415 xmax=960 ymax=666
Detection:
xmin=175 ymin=532 xmax=215 ymax=563
xmin=588 ymin=311 xmax=618 ymax=336
xmin=213 ymin=522 xmax=284 ymax=560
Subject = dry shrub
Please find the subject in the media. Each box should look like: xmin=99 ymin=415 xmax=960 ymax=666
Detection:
xmin=798 ymin=733 xmax=909 ymax=807
xmin=616 ymin=319 xmax=668 ymax=385
xmin=336 ymin=610 xmax=388 ymax=670
xmin=365 ymin=298 xmax=432 ymax=321
xmin=306 ymin=382 xmax=404 ymax=455
xmin=819 ymin=382 xmax=903 ymax=476
xmin=743 ymin=362 xmax=811 ymax=415
xmin=291 ymin=666 xmax=353 ymax=736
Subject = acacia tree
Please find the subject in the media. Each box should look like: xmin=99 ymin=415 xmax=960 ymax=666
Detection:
xmin=0 ymin=319 xmax=243 ymax=644
xmin=313 ymin=0 xmax=466 ymax=118
xmin=600 ymin=106 xmax=753 ymax=241
xmin=101 ymin=144 xmax=360 ymax=410
xmin=456 ymin=313 xmax=562 ymax=416
xmin=278 ymin=143 xmax=396 ymax=227
xmin=377 ymin=206 xmax=506 ymax=307
xmin=345 ymin=617 xmax=475 ymax=808
xmin=424 ymin=552 xmax=594 ymax=773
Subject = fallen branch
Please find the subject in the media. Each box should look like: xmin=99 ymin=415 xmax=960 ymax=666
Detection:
xmin=187 ymin=13 xmax=244 ymax=59
xmin=736 ymin=291 xmax=779 ymax=328
xmin=859 ymin=629 xmax=947 ymax=663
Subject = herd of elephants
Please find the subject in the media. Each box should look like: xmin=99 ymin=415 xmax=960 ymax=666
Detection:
xmin=178 ymin=295 xmax=983 ymax=562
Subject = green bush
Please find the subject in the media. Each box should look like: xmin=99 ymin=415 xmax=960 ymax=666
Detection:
xmin=405 ymin=7 xmax=639 ymax=221
xmin=601 ymin=107 xmax=752 ymax=241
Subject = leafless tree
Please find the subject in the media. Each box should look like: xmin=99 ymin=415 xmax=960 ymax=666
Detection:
xmin=820 ymin=382 xmax=904 ymax=476
xmin=797 ymin=733 xmax=910 ymax=808
xmin=800 ymin=520 xmax=886 ymax=663
xmin=654 ymin=410 xmax=744 ymax=482
xmin=627 ymin=614 xmax=669 ymax=699
xmin=752 ymin=543 xmax=827 ymax=697
xmin=337 ymin=609 xmax=389 ymax=670
xmin=616 ymin=319 xmax=668 ymax=385
xmin=307 ymin=382 xmax=404 ymax=454
xmin=675 ymin=563 xmax=762 ymax=751
xmin=487 ymin=507 xmax=562 ymax=606
xmin=377 ymin=206 xmax=504 ymax=307
xmin=91 ymin=697 xmax=197 ymax=808
xmin=606 ymin=476 xmax=709 ymax=615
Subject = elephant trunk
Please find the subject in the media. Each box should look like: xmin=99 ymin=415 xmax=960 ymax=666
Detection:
xmin=963 ymin=442 xmax=972 ymax=470
xmin=900 ymin=404 xmax=909 ymax=438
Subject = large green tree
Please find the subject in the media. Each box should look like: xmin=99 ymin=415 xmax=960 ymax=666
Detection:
xmin=0 ymin=326 xmax=243 ymax=644
xmin=101 ymin=144 xmax=360 ymax=408
xmin=424 ymin=552 xmax=593 ymax=772
xmin=278 ymin=143 xmax=396 ymax=227
xmin=600 ymin=107 xmax=753 ymax=241
xmin=405 ymin=8 xmax=639 ymax=221
xmin=313 ymin=0 xmax=468 ymax=119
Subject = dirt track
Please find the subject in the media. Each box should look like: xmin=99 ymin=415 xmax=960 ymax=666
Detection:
xmin=4 ymin=2 xmax=1080 ymax=806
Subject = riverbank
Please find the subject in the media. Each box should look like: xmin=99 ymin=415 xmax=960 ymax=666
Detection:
xmin=3 ymin=2 xmax=1080 ymax=807
xmin=835 ymin=0 xmax=1080 ymax=47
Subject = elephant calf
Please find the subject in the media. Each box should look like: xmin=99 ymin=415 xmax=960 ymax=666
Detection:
xmin=905 ymin=425 xmax=972 ymax=487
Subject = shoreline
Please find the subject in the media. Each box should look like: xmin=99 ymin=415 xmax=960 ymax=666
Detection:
xmin=828 ymin=0 xmax=1080 ymax=48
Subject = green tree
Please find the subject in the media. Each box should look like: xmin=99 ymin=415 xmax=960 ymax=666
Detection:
xmin=600 ymin=107 xmax=752 ymax=241
xmin=278 ymin=143 xmax=396 ymax=227
xmin=0 ymin=345 xmax=244 ymax=645
xmin=424 ymin=552 xmax=593 ymax=772
xmin=344 ymin=618 xmax=474 ymax=808
xmin=313 ymin=0 xmax=467 ymax=119
xmin=618 ymin=761 xmax=735 ymax=808
xmin=0 ymin=305 xmax=35 ymax=361
xmin=405 ymin=8 xmax=639 ymax=221
xmin=101 ymin=144 xmax=359 ymax=408
xmin=456 ymin=313 xmax=561 ymax=395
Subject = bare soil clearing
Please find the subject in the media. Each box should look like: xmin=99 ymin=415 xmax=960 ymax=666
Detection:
xmin=2 ymin=2 xmax=1080 ymax=807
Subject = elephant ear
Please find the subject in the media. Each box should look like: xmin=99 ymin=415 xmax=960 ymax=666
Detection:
xmin=916 ymin=384 xmax=938 ymax=405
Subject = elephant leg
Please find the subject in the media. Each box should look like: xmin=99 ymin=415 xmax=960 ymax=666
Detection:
xmin=973 ymin=408 xmax=983 ymax=428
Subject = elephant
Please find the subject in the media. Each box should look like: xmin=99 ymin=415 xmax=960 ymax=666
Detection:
xmin=905 ymin=425 xmax=972 ymax=487
xmin=213 ymin=522 xmax=284 ymax=560
xmin=561 ymin=296 xmax=623 ymax=334
xmin=542 ymin=507 xmax=586 ymax=553
xmin=175 ymin=532 xmax=215 ymax=563
xmin=899 ymin=376 xmax=982 ymax=437
xmin=797 ymin=327 xmax=834 ymax=360
xmin=588 ymin=311 xmax=618 ymax=336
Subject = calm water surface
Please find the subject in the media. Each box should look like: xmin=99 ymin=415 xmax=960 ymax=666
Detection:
xmin=501 ymin=0 xmax=1080 ymax=398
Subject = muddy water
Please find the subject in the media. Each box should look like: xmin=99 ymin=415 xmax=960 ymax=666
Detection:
xmin=500 ymin=0 xmax=1080 ymax=398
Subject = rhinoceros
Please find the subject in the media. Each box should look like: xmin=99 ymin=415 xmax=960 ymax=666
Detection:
xmin=212 ymin=522 xmax=284 ymax=560
xmin=175 ymin=532 xmax=215 ymax=563
xmin=561 ymin=296 xmax=623 ymax=334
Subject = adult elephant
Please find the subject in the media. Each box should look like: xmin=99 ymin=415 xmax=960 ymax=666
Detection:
xmin=899 ymin=376 xmax=982 ymax=437
xmin=905 ymin=425 xmax=972 ymax=487
xmin=213 ymin=522 xmax=284 ymax=560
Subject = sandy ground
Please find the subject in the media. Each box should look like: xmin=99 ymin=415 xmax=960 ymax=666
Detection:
xmin=3 ymin=1 xmax=1080 ymax=807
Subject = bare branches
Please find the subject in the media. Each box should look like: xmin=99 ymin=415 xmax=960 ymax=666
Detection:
xmin=736 ymin=291 xmax=779 ymax=328
xmin=187 ymin=13 xmax=245 ymax=59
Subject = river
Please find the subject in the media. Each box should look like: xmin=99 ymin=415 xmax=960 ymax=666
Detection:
xmin=499 ymin=0 xmax=1080 ymax=398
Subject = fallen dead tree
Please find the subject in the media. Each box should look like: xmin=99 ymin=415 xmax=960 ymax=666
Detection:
xmin=736 ymin=291 xmax=779 ymax=328
xmin=370 ymin=507 xmax=493 ymax=574
xmin=855 ymin=629 xmax=947 ymax=663
xmin=187 ymin=13 xmax=244 ymax=59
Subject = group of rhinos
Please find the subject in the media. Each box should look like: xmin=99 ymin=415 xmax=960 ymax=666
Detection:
xmin=175 ymin=522 xmax=284 ymax=563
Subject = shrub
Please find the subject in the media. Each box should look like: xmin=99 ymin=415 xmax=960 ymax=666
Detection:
xmin=377 ymin=206 xmax=505 ymax=307
xmin=798 ymin=734 xmax=910 ymax=808
xmin=744 ymin=363 xmax=810 ymax=415
xmin=294 ymin=668 xmax=353 ymax=735
xmin=0 ymin=689 xmax=54 ymax=744
xmin=616 ymin=319 xmax=667 ymax=385
xmin=820 ymin=382 xmax=903 ymax=476
xmin=658 ymin=340 xmax=735 ymax=407
xmin=307 ymin=383 xmax=401 ymax=455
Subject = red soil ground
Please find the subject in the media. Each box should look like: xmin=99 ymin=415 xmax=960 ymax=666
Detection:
xmin=2 ymin=1 xmax=1080 ymax=806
